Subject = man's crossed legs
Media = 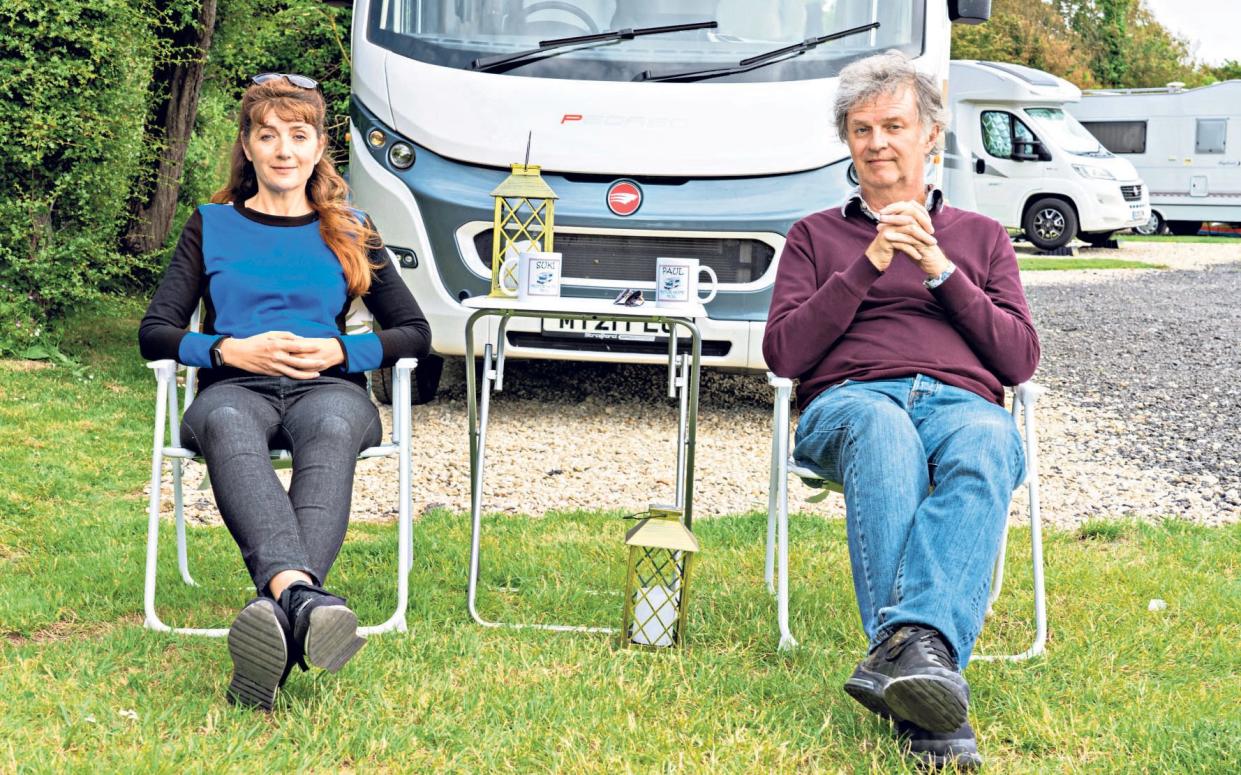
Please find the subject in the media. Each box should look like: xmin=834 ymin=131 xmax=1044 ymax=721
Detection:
xmin=794 ymin=375 xmax=1025 ymax=769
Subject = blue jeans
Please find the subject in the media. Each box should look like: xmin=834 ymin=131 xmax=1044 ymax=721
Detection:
xmin=793 ymin=375 xmax=1025 ymax=667
xmin=181 ymin=376 xmax=382 ymax=595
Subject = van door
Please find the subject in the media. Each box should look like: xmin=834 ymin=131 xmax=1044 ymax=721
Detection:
xmin=975 ymin=109 xmax=1048 ymax=227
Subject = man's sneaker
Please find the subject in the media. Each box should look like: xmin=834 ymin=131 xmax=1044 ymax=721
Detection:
xmin=278 ymin=581 xmax=365 ymax=673
xmin=843 ymin=625 xmax=968 ymax=732
xmin=895 ymin=719 xmax=983 ymax=770
xmin=226 ymin=598 xmax=291 ymax=711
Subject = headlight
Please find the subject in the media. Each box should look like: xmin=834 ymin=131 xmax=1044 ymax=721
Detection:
xmin=388 ymin=142 xmax=415 ymax=170
xmin=1072 ymin=163 xmax=1115 ymax=181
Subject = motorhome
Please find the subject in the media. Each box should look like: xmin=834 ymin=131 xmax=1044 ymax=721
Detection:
xmin=346 ymin=0 xmax=992 ymax=401
xmin=945 ymin=60 xmax=1149 ymax=251
xmin=1069 ymin=80 xmax=1241 ymax=235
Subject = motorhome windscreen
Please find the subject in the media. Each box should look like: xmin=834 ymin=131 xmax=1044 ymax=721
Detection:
xmin=369 ymin=0 xmax=923 ymax=83
xmin=1024 ymin=108 xmax=1112 ymax=158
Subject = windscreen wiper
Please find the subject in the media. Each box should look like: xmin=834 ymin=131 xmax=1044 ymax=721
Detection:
xmin=635 ymin=21 xmax=879 ymax=83
xmin=471 ymin=21 xmax=718 ymax=74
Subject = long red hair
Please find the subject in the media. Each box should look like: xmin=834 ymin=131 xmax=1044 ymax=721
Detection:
xmin=211 ymin=78 xmax=381 ymax=296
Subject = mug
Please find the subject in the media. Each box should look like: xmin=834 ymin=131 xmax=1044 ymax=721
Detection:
xmin=655 ymin=257 xmax=718 ymax=308
xmin=500 ymin=250 xmax=562 ymax=300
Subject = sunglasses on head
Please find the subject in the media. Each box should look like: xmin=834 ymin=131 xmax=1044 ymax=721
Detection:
xmin=612 ymin=288 xmax=645 ymax=307
xmin=251 ymin=72 xmax=319 ymax=90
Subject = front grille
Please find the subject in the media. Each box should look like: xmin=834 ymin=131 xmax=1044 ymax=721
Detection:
xmin=1120 ymin=184 xmax=1143 ymax=202
xmin=473 ymin=231 xmax=775 ymax=284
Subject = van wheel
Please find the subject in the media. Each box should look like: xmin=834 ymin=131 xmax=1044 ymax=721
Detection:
xmin=1023 ymin=198 xmax=1077 ymax=251
xmin=1167 ymin=220 xmax=1203 ymax=236
xmin=371 ymin=354 xmax=445 ymax=406
xmin=1133 ymin=211 xmax=1164 ymax=236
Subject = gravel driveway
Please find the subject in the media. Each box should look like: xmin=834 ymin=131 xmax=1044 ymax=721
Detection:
xmin=159 ymin=240 xmax=1241 ymax=530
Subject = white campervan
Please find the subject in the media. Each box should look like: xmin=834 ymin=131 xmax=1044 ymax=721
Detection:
xmin=344 ymin=0 xmax=992 ymax=401
xmin=945 ymin=60 xmax=1149 ymax=250
xmin=1070 ymin=80 xmax=1241 ymax=235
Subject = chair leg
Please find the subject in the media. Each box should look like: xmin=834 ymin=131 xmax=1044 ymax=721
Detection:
xmin=986 ymin=520 xmax=1011 ymax=616
xmin=774 ymin=395 xmax=797 ymax=651
xmin=973 ymin=387 xmax=1047 ymax=663
xmin=172 ymin=458 xmax=197 ymax=587
xmin=360 ymin=360 xmax=413 ymax=637
xmin=765 ymin=398 xmax=781 ymax=596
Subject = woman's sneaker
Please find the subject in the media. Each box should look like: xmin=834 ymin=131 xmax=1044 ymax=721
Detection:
xmin=278 ymin=581 xmax=365 ymax=673
xmin=226 ymin=598 xmax=292 ymax=711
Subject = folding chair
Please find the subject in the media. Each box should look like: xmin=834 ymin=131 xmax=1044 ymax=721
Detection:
xmin=764 ymin=374 xmax=1047 ymax=663
xmin=142 ymin=308 xmax=417 ymax=637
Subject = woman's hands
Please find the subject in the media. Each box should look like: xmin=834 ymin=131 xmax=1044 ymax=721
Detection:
xmin=218 ymin=332 xmax=345 ymax=379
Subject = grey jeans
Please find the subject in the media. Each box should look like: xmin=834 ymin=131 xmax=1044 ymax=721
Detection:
xmin=181 ymin=375 xmax=382 ymax=594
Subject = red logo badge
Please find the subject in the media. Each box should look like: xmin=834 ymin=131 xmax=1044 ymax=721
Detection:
xmin=606 ymin=180 xmax=642 ymax=216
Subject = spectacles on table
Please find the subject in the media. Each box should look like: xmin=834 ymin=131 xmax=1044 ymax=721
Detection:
xmin=251 ymin=73 xmax=320 ymax=90
xmin=612 ymin=288 xmax=644 ymax=306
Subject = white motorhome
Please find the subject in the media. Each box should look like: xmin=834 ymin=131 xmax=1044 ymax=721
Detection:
xmin=945 ymin=60 xmax=1149 ymax=250
xmin=345 ymin=0 xmax=992 ymax=401
xmin=1069 ymin=80 xmax=1241 ymax=235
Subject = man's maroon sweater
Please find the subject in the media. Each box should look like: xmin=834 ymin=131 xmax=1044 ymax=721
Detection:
xmin=763 ymin=204 xmax=1039 ymax=410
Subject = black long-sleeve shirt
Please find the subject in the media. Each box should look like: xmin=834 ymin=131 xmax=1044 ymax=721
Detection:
xmin=139 ymin=202 xmax=431 ymax=393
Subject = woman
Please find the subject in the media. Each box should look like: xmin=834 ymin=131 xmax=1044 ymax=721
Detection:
xmin=139 ymin=74 xmax=431 ymax=710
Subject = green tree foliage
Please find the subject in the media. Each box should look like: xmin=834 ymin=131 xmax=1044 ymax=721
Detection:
xmin=0 ymin=0 xmax=351 ymax=353
xmin=0 ymin=1 xmax=157 ymax=351
xmin=954 ymin=0 xmax=1207 ymax=90
xmin=952 ymin=0 xmax=1098 ymax=87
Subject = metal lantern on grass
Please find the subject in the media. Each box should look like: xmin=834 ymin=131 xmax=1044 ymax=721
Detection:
xmin=621 ymin=509 xmax=699 ymax=649
xmin=488 ymin=139 xmax=558 ymax=297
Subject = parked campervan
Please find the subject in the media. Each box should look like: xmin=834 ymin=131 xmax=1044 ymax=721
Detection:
xmin=345 ymin=0 xmax=992 ymax=401
xmin=945 ymin=60 xmax=1149 ymax=251
xmin=1069 ymin=81 xmax=1241 ymax=235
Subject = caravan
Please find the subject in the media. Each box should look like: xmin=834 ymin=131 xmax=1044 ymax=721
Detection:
xmin=945 ymin=60 xmax=1149 ymax=250
xmin=1069 ymin=81 xmax=1241 ymax=235
xmin=345 ymin=1 xmax=991 ymax=400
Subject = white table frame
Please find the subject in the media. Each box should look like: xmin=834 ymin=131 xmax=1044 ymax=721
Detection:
xmin=462 ymin=295 xmax=704 ymax=633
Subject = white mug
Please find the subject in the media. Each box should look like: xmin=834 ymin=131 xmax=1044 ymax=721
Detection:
xmin=500 ymin=250 xmax=562 ymax=300
xmin=655 ymin=257 xmax=718 ymax=308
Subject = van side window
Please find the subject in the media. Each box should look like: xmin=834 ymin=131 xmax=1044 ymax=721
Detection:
xmin=1196 ymin=118 xmax=1227 ymax=154
xmin=981 ymin=111 xmax=1041 ymax=160
xmin=981 ymin=111 xmax=1012 ymax=158
xmin=1081 ymin=120 xmax=1147 ymax=154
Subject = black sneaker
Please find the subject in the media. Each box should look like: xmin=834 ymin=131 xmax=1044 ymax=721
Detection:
xmin=226 ymin=598 xmax=290 ymax=711
xmin=278 ymin=581 xmax=365 ymax=673
xmin=895 ymin=719 xmax=983 ymax=770
xmin=843 ymin=625 xmax=968 ymax=733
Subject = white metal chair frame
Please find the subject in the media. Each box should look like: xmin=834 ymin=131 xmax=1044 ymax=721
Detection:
xmin=765 ymin=374 xmax=1047 ymax=663
xmin=143 ymin=354 xmax=418 ymax=638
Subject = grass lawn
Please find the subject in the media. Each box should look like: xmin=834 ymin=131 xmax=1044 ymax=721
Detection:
xmin=1117 ymin=234 xmax=1238 ymax=244
xmin=1017 ymin=258 xmax=1164 ymax=271
xmin=1 ymin=298 xmax=1237 ymax=773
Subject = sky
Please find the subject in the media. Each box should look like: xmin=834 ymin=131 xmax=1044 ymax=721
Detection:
xmin=1142 ymin=0 xmax=1241 ymax=66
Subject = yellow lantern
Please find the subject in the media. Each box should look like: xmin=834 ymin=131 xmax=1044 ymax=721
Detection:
xmin=621 ymin=508 xmax=699 ymax=649
xmin=488 ymin=160 xmax=558 ymax=297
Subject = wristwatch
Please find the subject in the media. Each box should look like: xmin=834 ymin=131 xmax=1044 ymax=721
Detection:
xmin=209 ymin=337 xmax=229 ymax=368
xmin=924 ymin=263 xmax=956 ymax=289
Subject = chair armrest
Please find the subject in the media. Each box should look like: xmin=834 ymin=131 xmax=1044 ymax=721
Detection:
xmin=146 ymin=360 xmax=177 ymax=383
xmin=1015 ymin=380 xmax=1045 ymax=406
xmin=767 ymin=372 xmax=794 ymax=390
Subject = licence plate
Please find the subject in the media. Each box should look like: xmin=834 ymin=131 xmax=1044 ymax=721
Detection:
xmin=1131 ymin=204 xmax=1150 ymax=221
xmin=541 ymin=318 xmax=671 ymax=342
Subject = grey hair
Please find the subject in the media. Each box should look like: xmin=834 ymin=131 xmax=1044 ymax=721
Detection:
xmin=834 ymin=50 xmax=948 ymax=155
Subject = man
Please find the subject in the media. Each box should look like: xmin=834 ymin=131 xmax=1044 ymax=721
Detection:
xmin=762 ymin=51 xmax=1039 ymax=769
